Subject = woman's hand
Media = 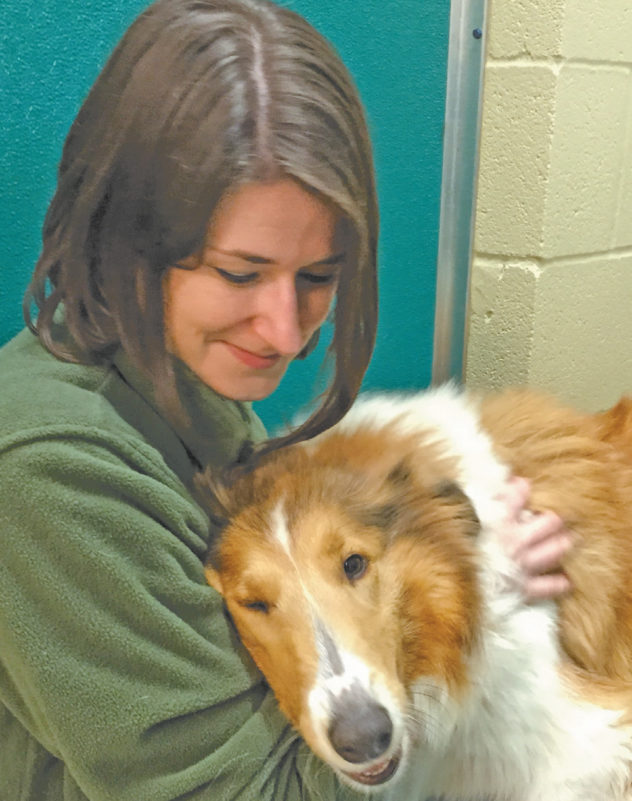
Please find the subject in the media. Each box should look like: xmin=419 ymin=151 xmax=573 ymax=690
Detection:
xmin=496 ymin=476 xmax=573 ymax=602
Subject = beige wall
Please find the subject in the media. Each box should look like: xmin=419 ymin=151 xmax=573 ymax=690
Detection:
xmin=465 ymin=0 xmax=632 ymax=411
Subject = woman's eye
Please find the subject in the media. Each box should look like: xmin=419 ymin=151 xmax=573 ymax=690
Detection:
xmin=343 ymin=554 xmax=368 ymax=581
xmin=214 ymin=267 xmax=259 ymax=285
xmin=299 ymin=271 xmax=339 ymax=286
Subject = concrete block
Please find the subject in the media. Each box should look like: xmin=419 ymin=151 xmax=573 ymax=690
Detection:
xmin=562 ymin=1 xmax=632 ymax=64
xmin=475 ymin=65 xmax=557 ymax=257
xmin=466 ymin=253 xmax=632 ymax=411
xmin=542 ymin=65 xmax=630 ymax=258
xmin=465 ymin=258 xmax=539 ymax=388
xmin=487 ymin=0 xmax=565 ymax=59
xmin=615 ymin=77 xmax=632 ymax=248
xmin=530 ymin=253 xmax=632 ymax=411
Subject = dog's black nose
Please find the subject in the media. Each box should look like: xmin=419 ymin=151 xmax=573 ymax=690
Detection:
xmin=328 ymin=694 xmax=393 ymax=764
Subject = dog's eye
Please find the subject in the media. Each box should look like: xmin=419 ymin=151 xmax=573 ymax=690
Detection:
xmin=343 ymin=553 xmax=368 ymax=581
xmin=242 ymin=600 xmax=269 ymax=613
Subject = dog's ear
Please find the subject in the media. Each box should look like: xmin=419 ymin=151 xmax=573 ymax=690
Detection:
xmin=358 ymin=501 xmax=401 ymax=531
xmin=194 ymin=465 xmax=234 ymax=528
xmin=366 ymin=457 xmax=417 ymax=528
xmin=358 ymin=471 xmax=481 ymax=542
xmin=386 ymin=458 xmax=414 ymax=487
xmin=204 ymin=563 xmax=224 ymax=595
xmin=434 ymin=481 xmax=480 ymax=537
xmin=194 ymin=457 xmax=274 ymax=525
xmin=352 ymin=457 xmax=420 ymax=532
xmin=194 ymin=466 xmax=249 ymax=594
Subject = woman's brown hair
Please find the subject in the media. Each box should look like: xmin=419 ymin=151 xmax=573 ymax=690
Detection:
xmin=24 ymin=0 xmax=378 ymax=459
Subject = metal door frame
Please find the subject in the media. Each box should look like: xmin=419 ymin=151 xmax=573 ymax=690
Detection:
xmin=432 ymin=0 xmax=488 ymax=384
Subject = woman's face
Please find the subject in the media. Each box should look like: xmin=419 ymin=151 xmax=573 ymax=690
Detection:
xmin=163 ymin=178 xmax=342 ymax=401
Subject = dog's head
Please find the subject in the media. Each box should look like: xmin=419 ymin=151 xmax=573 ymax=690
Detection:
xmin=204 ymin=427 xmax=482 ymax=789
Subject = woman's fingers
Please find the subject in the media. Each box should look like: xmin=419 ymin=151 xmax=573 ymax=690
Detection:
xmin=522 ymin=572 xmax=572 ymax=602
xmin=512 ymin=511 xmax=572 ymax=561
xmin=497 ymin=475 xmax=531 ymax=519
xmin=494 ymin=477 xmax=574 ymax=602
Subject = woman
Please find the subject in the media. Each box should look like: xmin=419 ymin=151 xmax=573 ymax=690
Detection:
xmin=0 ymin=1 xmax=570 ymax=799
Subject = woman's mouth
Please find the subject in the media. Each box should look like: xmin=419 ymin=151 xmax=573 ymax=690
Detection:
xmin=224 ymin=342 xmax=282 ymax=369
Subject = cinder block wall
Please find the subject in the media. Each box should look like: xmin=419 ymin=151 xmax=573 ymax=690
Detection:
xmin=465 ymin=0 xmax=632 ymax=411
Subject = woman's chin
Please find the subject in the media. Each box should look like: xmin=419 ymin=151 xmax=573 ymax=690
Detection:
xmin=199 ymin=370 xmax=287 ymax=403
xmin=176 ymin=345 xmax=291 ymax=402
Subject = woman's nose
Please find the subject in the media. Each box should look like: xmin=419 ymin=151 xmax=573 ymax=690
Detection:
xmin=253 ymin=278 xmax=305 ymax=355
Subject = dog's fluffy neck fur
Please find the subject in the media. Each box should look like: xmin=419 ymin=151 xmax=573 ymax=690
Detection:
xmin=403 ymin=570 xmax=630 ymax=800
xmin=337 ymin=387 xmax=632 ymax=801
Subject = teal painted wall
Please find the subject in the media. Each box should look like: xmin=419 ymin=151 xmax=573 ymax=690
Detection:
xmin=0 ymin=1 xmax=449 ymax=430
xmin=0 ymin=0 xmax=149 ymax=339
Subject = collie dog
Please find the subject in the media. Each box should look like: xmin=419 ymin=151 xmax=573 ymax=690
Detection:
xmin=204 ymin=387 xmax=632 ymax=800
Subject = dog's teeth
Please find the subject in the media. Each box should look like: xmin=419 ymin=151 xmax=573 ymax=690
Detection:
xmin=361 ymin=759 xmax=389 ymax=776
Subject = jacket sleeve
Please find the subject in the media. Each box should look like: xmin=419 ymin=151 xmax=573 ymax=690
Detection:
xmin=0 ymin=431 xmax=366 ymax=801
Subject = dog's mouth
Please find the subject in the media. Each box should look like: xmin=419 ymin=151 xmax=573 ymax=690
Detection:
xmin=343 ymin=751 xmax=401 ymax=786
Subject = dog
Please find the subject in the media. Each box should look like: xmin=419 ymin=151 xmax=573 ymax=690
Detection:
xmin=203 ymin=386 xmax=632 ymax=800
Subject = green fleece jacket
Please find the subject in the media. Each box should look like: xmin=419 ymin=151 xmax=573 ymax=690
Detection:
xmin=0 ymin=329 xmax=365 ymax=801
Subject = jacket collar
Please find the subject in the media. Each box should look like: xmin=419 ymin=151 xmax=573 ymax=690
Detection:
xmin=112 ymin=349 xmax=266 ymax=472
